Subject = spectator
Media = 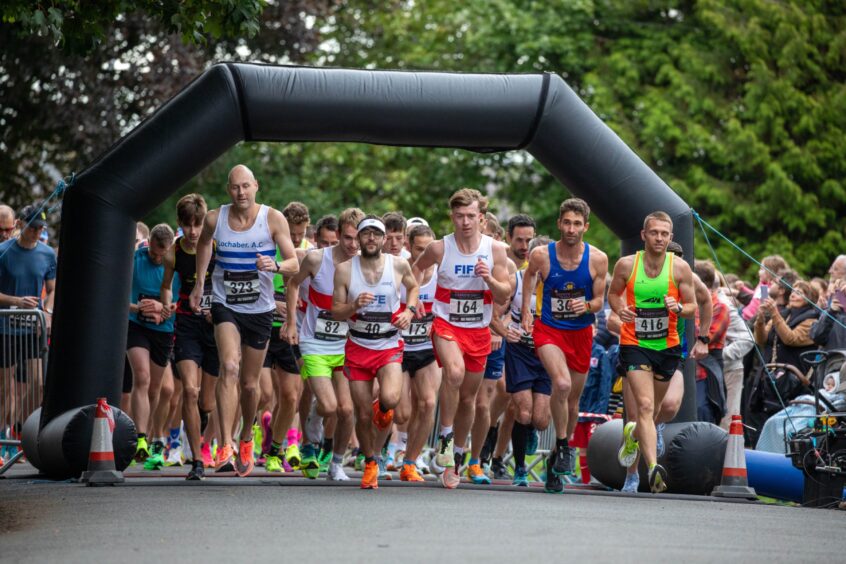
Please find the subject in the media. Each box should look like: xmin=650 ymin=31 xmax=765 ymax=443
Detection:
xmin=0 ymin=205 xmax=15 ymax=243
xmin=810 ymin=277 xmax=829 ymax=310
xmin=754 ymin=279 xmax=820 ymax=369
xmin=716 ymin=276 xmax=755 ymax=430
xmin=810 ymin=255 xmax=846 ymax=351
xmin=136 ymin=221 xmax=150 ymax=249
xmin=742 ymin=255 xmax=789 ymax=321
xmin=694 ymin=260 xmax=729 ymax=424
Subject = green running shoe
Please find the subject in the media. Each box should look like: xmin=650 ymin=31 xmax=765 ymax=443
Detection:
xmin=354 ymin=452 xmax=365 ymax=472
xmin=318 ymin=449 xmax=331 ymax=473
xmin=144 ymin=441 xmax=165 ymax=471
xmin=300 ymin=443 xmax=319 ymax=479
xmin=617 ymin=422 xmax=639 ymax=468
xmin=648 ymin=463 xmax=668 ymax=494
xmin=134 ymin=436 xmax=150 ymax=463
xmin=252 ymin=424 xmax=262 ymax=457
xmin=265 ymin=454 xmax=284 ymax=473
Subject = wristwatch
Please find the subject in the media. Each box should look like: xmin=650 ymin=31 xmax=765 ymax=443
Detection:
xmin=675 ymin=303 xmax=684 ymax=314
xmin=697 ymin=335 xmax=711 ymax=345
xmin=407 ymin=305 xmax=418 ymax=315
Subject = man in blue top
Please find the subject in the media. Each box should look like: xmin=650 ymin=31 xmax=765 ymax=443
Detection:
xmin=127 ymin=223 xmax=179 ymax=466
xmin=0 ymin=204 xmax=56 ymax=447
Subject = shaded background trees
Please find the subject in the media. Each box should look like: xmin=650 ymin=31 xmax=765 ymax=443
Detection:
xmin=3 ymin=0 xmax=844 ymax=278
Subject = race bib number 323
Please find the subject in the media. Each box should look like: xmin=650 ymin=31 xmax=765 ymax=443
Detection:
xmin=224 ymin=270 xmax=260 ymax=305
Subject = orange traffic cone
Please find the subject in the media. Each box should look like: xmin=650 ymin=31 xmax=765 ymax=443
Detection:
xmin=80 ymin=398 xmax=124 ymax=486
xmin=712 ymin=415 xmax=756 ymax=499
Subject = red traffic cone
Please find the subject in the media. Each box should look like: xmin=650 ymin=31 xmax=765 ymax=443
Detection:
xmin=712 ymin=415 xmax=756 ymax=499
xmin=80 ymin=398 xmax=124 ymax=486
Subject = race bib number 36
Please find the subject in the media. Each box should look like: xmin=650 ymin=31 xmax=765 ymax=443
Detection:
xmin=634 ymin=307 xmax=669 ymax=340
xmin=551 ymin=288 xmax=585 ymax=321
xmin=315 ymin=310 xmax=347 ymax=341
xmin=224 ymin=270 xmax=260 ymax=305
xmin=449 ymin=290 xmax=484 ymax=323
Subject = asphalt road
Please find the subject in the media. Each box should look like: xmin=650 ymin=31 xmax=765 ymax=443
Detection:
xmin=1 ymin=464 xmax=845 ymax=563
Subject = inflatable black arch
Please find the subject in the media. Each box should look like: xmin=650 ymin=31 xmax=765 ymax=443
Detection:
xmin=33 ymin=63 xmax=695 ymax=478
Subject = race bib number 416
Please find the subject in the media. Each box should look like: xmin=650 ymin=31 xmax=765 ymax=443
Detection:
xmin=634 ymin=307 xmax=669 ymax=340
xmin=224 ymin=270 xmax=260 ymax=305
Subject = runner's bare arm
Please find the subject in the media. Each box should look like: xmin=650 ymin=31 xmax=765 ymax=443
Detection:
xmin=411 ymin=239 xmax=443 ymax=283
xmin=485 ymin=242 xmax=512 ymax=305
xmin=190 ymin=209 xmax=218 ymax=313
xmin=520 ymin=246 xmax=545 ymax=334
xmin=395 ymin=258 xmax=418 ymax=330
xmin=586 ymin=249 xmax=609 ymax=315
xmin=263 ymin=209 xmax=299 ymax=277
xmin=669 ymin=259 xmax=696 ymax=319
xmin=694 ymin=273 xmax=713 ymax=336
xmin=160 ymin=245 xmax=176 ymax=311
xmin=608 ymin=256 xmax=635 ymax=322
xmin=331 ymin=261 xmax=356 ymax=321
xmin=285 ymin=249 xmax=319 ymax=328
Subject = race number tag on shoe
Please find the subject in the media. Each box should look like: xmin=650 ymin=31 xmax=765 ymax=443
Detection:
xmin=448 ymin=290 xmax=484 ymax=323
xmin=551 ymin=288 xmax=585 ymax=321
xmin=224 ymin=270 xmax=260 ymax=305
xmin=314 ymin=310 xmax=347 ymax=341
xmin=634 ymin=308 xmax=669 ymax=340
xmin=402 ymin=313 xmax=433 ymax=345
xmin=350 ymin=311 xmax=396 ymax=340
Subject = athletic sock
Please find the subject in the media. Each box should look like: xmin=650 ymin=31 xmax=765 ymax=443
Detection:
xmin=439 ymin=425 xmax=453 ymax=437
xmin=268 ymin=441 xmax=282 ymax=457
xmin=322 ymin=438 xmax=334 ymax=454
xmin=286 ymin=428 xmax=299 ymax=447
xmin=168 ymin=427 xmax=180 ymax=443
xmin=454 ymin=446 xmax=465 ymax=456
xmin=137 ymin=433 xmax=147 ymax=440
xmin=332 ymin=453 xmax=343 ymax=464
xmin=469 ymin=457 xmax=480 ymax=466
xmin=556 ymin=437 xmax=569 ymax=451
xmin=397 ymin=431 xmax=408 ymax=450
xmin=512 ymin=422 xmax=528 ymax=469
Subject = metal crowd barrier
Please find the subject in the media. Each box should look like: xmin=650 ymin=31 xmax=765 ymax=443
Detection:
xmin=1 ymin=309 xmax=49 ymax=475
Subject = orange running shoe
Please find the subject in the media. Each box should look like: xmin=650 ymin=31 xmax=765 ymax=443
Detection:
xmin=400 ymin=463 xmax=425 ymax=482
xmin=371 ymin=399 xmax=394 ymax=431
xmin=441 ymin=466 xmax=460 ymax=489
xmin=215 ymin=443 xmax=235 ymax=473
xmin=201 ymin=441 xmax=215 ymax=469
xmin=361 ymin=460 xmax=379 ymax=489
xmin=234 ymin=439 xmax=255 ymax=477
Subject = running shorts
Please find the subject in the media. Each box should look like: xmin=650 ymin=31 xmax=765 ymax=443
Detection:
xmin=301 ymin=353 xmax=345 ymax=379
xmin=211 ymin=303 xmax=272 ymax=350
xmin=264 ymin=331 xmax=301 ymax=374
xmin=402 ymin=348 xmax=436 ymax=377
xmin=127 ymin=321 xmax=174 ymax=368
xmin=344 ymin=339 xmax=404 ymax=382
xmin=174 ymin=314 xmax=220 ymax=377
xmin=619 ymin=345 xmax=682 ymax=382
xmin=431 ymin=317 xmax=491 ymax=374
xmin=532 ymin=320 xmax=592 ymax=374
xmin=504 ymin=340 xmax=551 ymax=395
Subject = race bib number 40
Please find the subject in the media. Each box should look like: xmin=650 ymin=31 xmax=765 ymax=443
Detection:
xmin=634 ymin=307 xmax=669 ymax=340
xmin=551 ymin=288 xmax=585 ymax=321
xmin=448 ymin=290 xmax=484 ymax=323
xmin=315 ymin=310 xmax=347 ymax=341
xmin=224 ymin=270 xmax=260 ymax=305
xmin=350 ymin=311 xmax=396 ymax=340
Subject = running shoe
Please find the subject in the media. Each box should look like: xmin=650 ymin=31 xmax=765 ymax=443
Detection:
xmin=400 ymin=463 xmax=425 ymax=482
xmin=490 ymin=457 xmax=509 ymax=480
xmin=200 ymin=441 xmax=214 ymax=469
xmin=621 ymin=471 xmax=640 ymax=493
xmin=526 ymin=427 xmax=539 ymax=456
xmin=265 ymin=454 xmax=284 ymax=473
xmin=416 ymin=455 xmax=430 ymax=475
xmin=165 ymin=441 xmax=184 ymax=467
xmin=300 ymin=443 xmax=320 ymax=479
xmin=354 ymin=452 xmax=365 ymax=472
xmin=234 ymin=439 xmax=255 ymax=477
xmin=454 ymin=451 xmax=465 ymax=472
xmin=512 ymin=466 xmax=529 ymax=487
xmin=252 ymin=423 xmax=262 ymax=457
xmin=186 ymin=459 xmax=205 ymax=481
xmin=544 ymin=455 xmax=564 ymax=493
xmin=656 ymin=423 xmax=666 ymax=458
xmin=385 ymin=453 xmax=397 ymax=471
xmin=361 ymin=460 xmax=379 ymax=489
xmin=648 ymin=463 xmax=668 ymax=494
xmin=282 ymin=457 xmax=293 ymax=473
xmin=467 ymin=462 xmax=491 ymax=485
xmin=549 ymin=444 xmax=570 ymax=476
xmin=143 ymin=441 xmax=165 ymax=471
xmin=377 ymin=456 xmax=392 ymax=480
xmin=480 ymin=425 xmax=498 ymax=465
xmin=328 ymin=461 xmax=350 ymax=481
xmin=433 ymin=432 xmax=455 ymax=470
xmin=371 ymin=399 xmax=394 ymax=431
xmin=134 ymin=436 xmax=150 ymax=463
xmin=215 ymin=443 xmax=235 ymax=473
xmin=261 ymin=411 xmax=273 ymax=455
xmin=618 ymin=422 xmax=639 ymax=467
xmin=440 ymin=466 xmax=460 ymax=489
xmin=318 ymin=448 xmax=332 ymax=473
xmin=285 ymin=443 xmax=302 ymax=469
xmin=394 ymin=450 xmax=405 ymax=469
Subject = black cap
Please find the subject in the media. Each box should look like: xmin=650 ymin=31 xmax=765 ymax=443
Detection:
xmin=17 ymin=204 xmax=47 ymax=228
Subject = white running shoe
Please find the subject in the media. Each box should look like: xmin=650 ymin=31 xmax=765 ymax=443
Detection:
xmin=327 ymin=461 xmax=350 ymax=481
xmin=165 ymin=444 xmax=184 ymax=467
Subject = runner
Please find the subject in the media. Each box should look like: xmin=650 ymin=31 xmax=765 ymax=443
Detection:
xmin=263 ymin=202 xmax=310 ymax=475
xmin=189 ymin=164 xmax=299 ymax=477
xmin=126 ymin=224 xmax=178 ymax=468
xmin=521 ymin=198 xmax=608 ymax=493
xmin=505 ymin=235 xmax=552 ymax=485
xmin=285 ymin=207 xmax=364 ymax=479
xmin=412 ymin=188 xmax=511 ymax=489
xmin=608 ymin=211 xmax=696 ymax=493
xmin=399 ymin=223 xmax=441 ymax=481
xmin=332 ymin=215 xmax=419 ymax=489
